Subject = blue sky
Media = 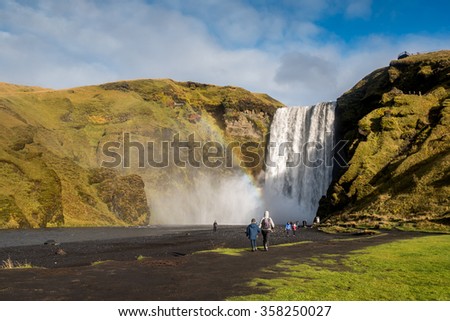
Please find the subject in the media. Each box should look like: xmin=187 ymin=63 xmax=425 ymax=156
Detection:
xmin=0 ymin=0 xmax=449 ymax=105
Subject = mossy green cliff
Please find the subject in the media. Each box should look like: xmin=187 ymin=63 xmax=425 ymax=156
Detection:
xmin=0 ymin=79 xmax=282 ymax=228
xmin=321 ymin=50 xmax=450 ymax=231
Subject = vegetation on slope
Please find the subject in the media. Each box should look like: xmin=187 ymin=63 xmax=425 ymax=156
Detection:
xmin=321 ymin=50 xmax=450 ymax=231
xmin=0 ymin=79 xmax=282 ymax=228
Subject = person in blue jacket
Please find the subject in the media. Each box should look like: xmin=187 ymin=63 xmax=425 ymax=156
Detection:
xmin=246 ymin=218 xmax=261 ymax=252
xmin=285 ymin=222 xmax=292 ymax=236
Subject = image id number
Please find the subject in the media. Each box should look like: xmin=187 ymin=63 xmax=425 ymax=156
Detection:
xmin=259 ymin=305 xmax=331 ymax=317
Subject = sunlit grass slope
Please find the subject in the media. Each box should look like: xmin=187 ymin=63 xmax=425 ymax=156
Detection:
xmin=0 ymin=79 xmax=282 ymax=228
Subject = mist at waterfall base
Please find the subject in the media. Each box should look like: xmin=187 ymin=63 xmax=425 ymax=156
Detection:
xmin=149 ymin=102 xmax=335 ymax=225
xmin=149 ymin=173 xmax=264 ymax=225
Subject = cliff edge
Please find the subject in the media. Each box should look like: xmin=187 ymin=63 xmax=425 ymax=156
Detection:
xmin=321 ymin=50 xmax=450 ymax=231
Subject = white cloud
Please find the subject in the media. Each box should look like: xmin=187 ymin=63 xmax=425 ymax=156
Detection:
xmin=344 ymin=0 xmax=372 ymax=18
xmin=275 ymin=52 xmax=337 ymax=92
xmin=290 ymin=21 xmax=324 ymax=39
xmin=0 ymin=0 xmax=448 ymax=106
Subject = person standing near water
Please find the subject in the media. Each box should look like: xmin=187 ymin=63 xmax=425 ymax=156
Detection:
xmin=259 ymin=210 xmax=275 ymax=251
xmin=246 ymin=218 xmax=260 ymax=252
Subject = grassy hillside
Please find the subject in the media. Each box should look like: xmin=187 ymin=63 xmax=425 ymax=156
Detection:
xmin=0 ymin=79 xmax=283 ymax=228
xmin=321 ymin=50 xmax=450 ymax=231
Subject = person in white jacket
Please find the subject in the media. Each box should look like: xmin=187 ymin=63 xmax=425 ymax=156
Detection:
xmin=259 ymin=210 xmax=275 ymax=251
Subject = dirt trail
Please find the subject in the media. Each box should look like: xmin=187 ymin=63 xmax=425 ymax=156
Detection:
xmin=0 ymin=227 xmax=426 ymax=300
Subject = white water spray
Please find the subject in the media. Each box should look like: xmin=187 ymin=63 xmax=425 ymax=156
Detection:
xmin=149 ymin=172 xmax=263 ymax=225
xmin=264 ymin=102 xmax=335 ymax=224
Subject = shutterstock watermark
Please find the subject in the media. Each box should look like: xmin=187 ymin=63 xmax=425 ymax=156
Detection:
xmin=100 ymin=132 xmax=348 ymax=169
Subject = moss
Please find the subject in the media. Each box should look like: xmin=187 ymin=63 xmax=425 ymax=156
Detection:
xmin=35 ymin=168 xmax=63 ymax=227
xmin=0 ymin=78 xmax=282 ymax=228
xmin=88 ymin=168 xmax=117 ymax=184
xmin=0 ymin=195 xmax=30 ymax=228
xmin=9 ymin=125 xmax=35 ymax=151
xmin=96 ymin=174 xmax=150 ymax=225
xmin=419 ymin=65 xmax=433 ymax=76
xmin=323 ymin=50 xmax=450 ymax=230
xmin=388 ymin=67 xmax=401 ymax=82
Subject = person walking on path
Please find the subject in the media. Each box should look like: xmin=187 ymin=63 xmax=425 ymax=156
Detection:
xmin=292 ymin=222 xmax=297 ymax=236
xmin=213 ymin=221 xmax=218 ymax=232
xmin=285 ymin=222 xmax=292 ymax=237
xmin=259 ymin=210 xmax=275 ymax=251
xmin=246 ymin=218 xmax=261 ymax=252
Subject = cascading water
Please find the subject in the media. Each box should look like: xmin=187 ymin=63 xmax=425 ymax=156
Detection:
xmin=264 ymin=102 xmax=335 ymax=224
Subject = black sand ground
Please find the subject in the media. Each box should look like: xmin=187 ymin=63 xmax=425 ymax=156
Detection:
xmin=0 ymin=226 xmax=427 ymax=300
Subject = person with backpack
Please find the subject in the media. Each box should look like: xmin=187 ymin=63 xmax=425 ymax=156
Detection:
xmin=246 ymin=218 xmax=261 ymax=252
xmin=259 ymin=210 xmax=275 ymax=251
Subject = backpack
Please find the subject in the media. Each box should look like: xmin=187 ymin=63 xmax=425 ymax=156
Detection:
xmin=262 ymin=218 xmax=271 ymax=230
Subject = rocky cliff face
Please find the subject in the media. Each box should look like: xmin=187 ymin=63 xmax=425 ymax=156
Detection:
xmin=321 ymin=51 xmax=450 ymax=230
xmin=0 ymin=79 xmax=282 ymax=228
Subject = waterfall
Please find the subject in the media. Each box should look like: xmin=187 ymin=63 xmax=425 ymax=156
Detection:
xmin=264 ymin=102 xmax=335 ymax=224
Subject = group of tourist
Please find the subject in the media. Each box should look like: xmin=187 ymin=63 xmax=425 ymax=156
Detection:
xmin=245 ymin=213 xmax=321 ymax=252
xmin=213 ymin=212 xmax=320 ymax=252
xmin=284 ymin=221 xmax=299 ymax=236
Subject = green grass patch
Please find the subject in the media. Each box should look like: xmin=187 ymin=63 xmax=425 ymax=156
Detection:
xmin=272 ymin=241 xmax=313 ymax=248
xmin=228 ymin=235 xmax=450 ymax=300
xmin=396 ymin=222 xmax=450 ymax=234
xmin=91 ymin=260 xmax=114 ymax=266
xmin=320 ymin=225 xmax=385 ymax=235
xmin=196 ymin=247 xmax=246 ymax=257
xmin=196 ymin=241 xmax=313 ymax=257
